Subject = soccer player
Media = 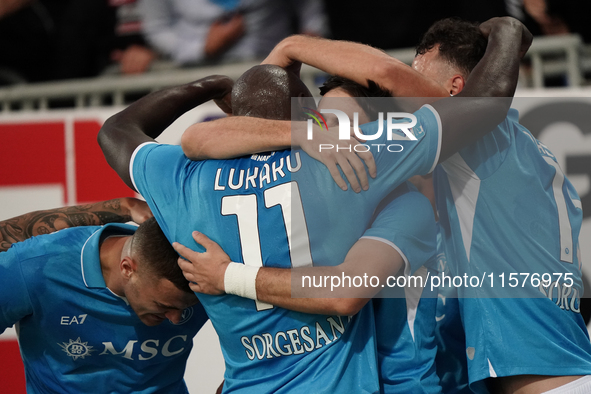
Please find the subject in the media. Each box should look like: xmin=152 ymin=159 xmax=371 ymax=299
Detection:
xmin=0 ymin=216 xmax=208 ymax=393
xmin=183 ymin=17 xmax=591 ymax=394
xmin=173 ymin=76 xmax=443 ymax=393
xmin=0 ymin=197 xmax=152 ymax=252
xmin=98 ymin=16 xmax=520 ymax=391
xmin=412 ymin=18 xmax=591 ymax=394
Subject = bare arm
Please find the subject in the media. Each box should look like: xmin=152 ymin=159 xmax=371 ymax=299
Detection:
xmin=181 ymin=116 xmax=293 ymax=161
xmin=182 ymin=113 xmax=376 ymax=193
xmin=174 ymin=233 xmax=403 ymax=316
xmin=254 ymin=239 xmax=402 ymax=315
xmin=254 ymin=18 xmax=532 ymax=166
xmin=182 ymin=19 xmax=532 ymax=173
xmin=0 ymin=197 xmax=152 ymax=252
xmin=262 ymin=35 xmax=449 ymax=98
xmin=434 ymin=17 xmax=533 ymax=163
xmin=181 ymin=35 xmax=449 ymax=161
xmin=98 ymin=75 xmax=233 ymax=189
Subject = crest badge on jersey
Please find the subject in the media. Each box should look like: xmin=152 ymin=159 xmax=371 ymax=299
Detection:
xmin=171 ymin=306 xmax=194 ymax=325
xmin=410 ymin=124 xmax=425 ymax=139
xmin=59 ymin=337 xmax=94 ymax=360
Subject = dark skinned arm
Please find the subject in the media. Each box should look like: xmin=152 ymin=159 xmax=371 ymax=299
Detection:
xmin=98 ymin=75 xmax=233 ymax=189
xmin=433 ymin=17 xmax=533 ymax=163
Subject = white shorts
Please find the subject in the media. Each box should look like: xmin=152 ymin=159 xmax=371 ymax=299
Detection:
xmin=542 ymin=376 xmax=591 ymax=394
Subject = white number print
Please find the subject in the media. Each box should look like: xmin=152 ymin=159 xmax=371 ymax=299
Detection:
xmin=544 ymin=157 xmax=582 ymax=263
xmin=221 ymin=182 xmax=313 ymax=311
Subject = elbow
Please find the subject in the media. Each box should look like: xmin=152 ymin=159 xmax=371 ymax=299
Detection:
xmin=372 ymin=61 xmax=398 ymax=89
xmin=181 ymin=128 xmax=210 ymax=160
xmin=180 ymin=131 xmax=198 ymax=159
xmin=278 ymin=35 xmax=304 ymax=53
xmin=501 ymin=17 xmax=525 ymax=36
xmin=97 ymin=116 xmax=117 ymax=150
xmin=332 ymin=298 xmax=368 ymax=316
xmin=493 ymin=77 xmax=518 ymax=99
xmin=488 ymin=97 xmax=513 ymax=127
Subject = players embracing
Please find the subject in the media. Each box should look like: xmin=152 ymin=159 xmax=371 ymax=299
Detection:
xmin=94 ymin=12 xmax=591 ymax=394
xmin=1 ymin=13 xmax=587 ymax=394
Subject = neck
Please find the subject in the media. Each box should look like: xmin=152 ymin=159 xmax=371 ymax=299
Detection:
xmin=100 ymin=236 xmax=131 ymax=296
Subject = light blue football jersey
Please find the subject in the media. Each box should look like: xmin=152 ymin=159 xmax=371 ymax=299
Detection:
xmin=433 ymin=224 xmax=471 ymax=394
xmin=364 ymin=184 xmax=441 ymax=393
xmin=130 ymin=106 xmax=442 ymax=393
xmin=0 ymin=224 xmax=208 ymax=394
xmin=433 ymin=108 xmax=591 ymax=387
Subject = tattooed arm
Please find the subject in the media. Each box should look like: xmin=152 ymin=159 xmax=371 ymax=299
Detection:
xmin=0 ymin=197 xmax=152 ymax=252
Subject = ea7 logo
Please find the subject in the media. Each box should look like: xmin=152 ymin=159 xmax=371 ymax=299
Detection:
xmin=306 ymin=109 xmax=418 ymax=141
xmin=61 ymin=314 xmax=87 ymax=325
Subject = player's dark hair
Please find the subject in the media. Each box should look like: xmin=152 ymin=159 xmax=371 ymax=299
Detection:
xmin=416 ymin=18 xmax=487 ymax=77
xmin=232 ymin=64 xmax=314 ymax=121
xmin=319 ymin=75 xmax=395 ymax=121
xmin=132 ymin=217 xmax=192 ymax=294
xmin=319 ymin=76 xmax=391 ymax=98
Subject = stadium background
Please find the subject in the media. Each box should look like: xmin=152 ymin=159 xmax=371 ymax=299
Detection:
xmin=1 ymin=89 xmax=591 ymax=392
xmin=2 ymin=0 xmax=591 ymax=390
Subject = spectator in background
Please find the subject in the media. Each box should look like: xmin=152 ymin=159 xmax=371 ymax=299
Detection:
xmin=522 ymin=0 xmax=591 ymax=42
xmin=324 ymin=0 xmax=446 ymax=50
xmin=324 ymin=0 xmax=510 ymax=51
xmin=0 ymin=0 xmax=55 ymax=84
xmin=139 ymin=0 xmax=328 ymax=65
xmin=109 ymin=0 xmax=157 ymax=75
xmin=53 ymin=0 xmax=157 ymax=79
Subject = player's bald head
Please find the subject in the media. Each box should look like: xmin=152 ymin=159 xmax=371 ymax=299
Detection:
xmin=232 ymin=65 xmax=313 ymax=121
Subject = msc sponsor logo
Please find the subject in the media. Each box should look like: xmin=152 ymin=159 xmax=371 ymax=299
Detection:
xmin=58 ymin=335 xmax=189 ymax=361
xmin=59 ymin=338 xmax=94 ymax=360
xmin=99 ymin=335 xmax=189 ymax=361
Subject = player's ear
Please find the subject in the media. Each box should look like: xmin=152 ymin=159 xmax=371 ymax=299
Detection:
xmin=120 ymin=256 xmax=138 ymax=279
xmin=449 ymin=74 xmax=465 ymax=95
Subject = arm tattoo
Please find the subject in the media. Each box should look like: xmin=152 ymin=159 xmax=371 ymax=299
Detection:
xmin=0 ymin=198 xmax=131 ymax=252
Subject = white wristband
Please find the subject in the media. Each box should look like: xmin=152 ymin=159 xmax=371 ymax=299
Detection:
xmin=224 ymin=262 xmax=260 ymax=300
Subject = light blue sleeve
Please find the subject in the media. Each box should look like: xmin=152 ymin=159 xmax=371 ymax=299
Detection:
xmin=130 ymin=142 xmax=191 ymax=242
xmin=362 ymin=187 xmax=437 ymax=275
xmin=455 ymin=109 xmax=516 ymax=179
xmin=0 ymin=247 xmax=33 ymax=333
xmin=361 ymin=105 xmax=443 ymax=183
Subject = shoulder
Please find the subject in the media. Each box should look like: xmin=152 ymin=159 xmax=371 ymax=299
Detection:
xmin=7 ymin=226 xmax=99 ymax=262
xmin=132 ymin=143 xmax=193 ymax=171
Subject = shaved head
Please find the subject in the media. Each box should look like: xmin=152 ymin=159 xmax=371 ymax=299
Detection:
xmin=232 ymin=65 xmax=314 ymax=121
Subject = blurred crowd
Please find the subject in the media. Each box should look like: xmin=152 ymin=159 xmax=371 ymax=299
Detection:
xmin=0 ymin=0 xmax=589 ymax=86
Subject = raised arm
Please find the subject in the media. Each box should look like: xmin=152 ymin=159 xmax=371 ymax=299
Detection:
xmin=262 ymin=35 xmax=449 ymax=98
xmin=98 ymin=75 xmax=233 ymax=189
xmin=180 ymin=36 xmax=449 ymax=161
xmin=0 ymin=197 xmax=151 ymax=252
xmin=434 ymin=17 xmax=533 ymax=162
